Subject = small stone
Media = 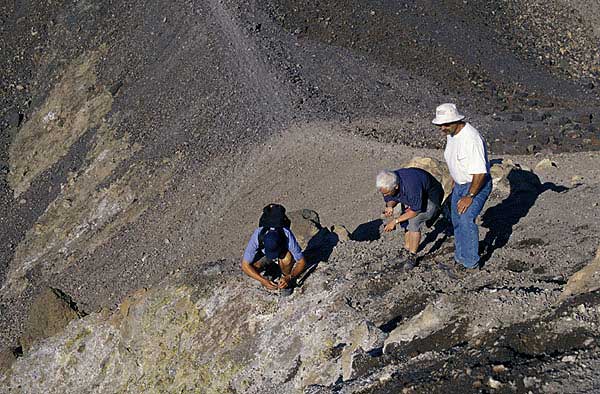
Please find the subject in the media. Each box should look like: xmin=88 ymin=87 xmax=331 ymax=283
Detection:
xmin=492 ymin=364 xmax=507 ymax=374
xmin=472 ymin=380 xmax=483 ymax=389
xmin=487 ymin=376 xmax=502 ymax=389
xmin=523 ymin=376 xmax=540 ymax=388
xmin=108 ymin=81 xmax=123 ymax=96
xmin=534 ymin=158 xmax=557 ymax=171
xmin=15 ymin=84 xmax=24 ymax=91
xmin=571 ymin=175 xmax=584 ymax=185
xmin=19 ymin=198 xmax=27 ymax=205
xmin=331 ymin=225 xmax=351 ymax=242
xmin=379 ymin=371 xmax=393 ymax=383
xmin=42 ymin=111 xmax=57 ymax=123
xmin=561 ymin=355 xmax=576 ymax=363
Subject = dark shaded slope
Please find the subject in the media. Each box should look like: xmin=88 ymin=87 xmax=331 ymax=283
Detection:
xmin=265 ymin=0 xmax=597 ymax=105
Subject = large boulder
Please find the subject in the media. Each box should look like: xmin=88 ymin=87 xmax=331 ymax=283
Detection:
xmin=490 ymin=159 xmax=541 ymax=196
xmin=288 ymin=209 xmax=322 ymax=250
xmin=19 ymin=288 xmax=82 ymax=352
xmin=402 ymin=156 xmax=453 ymax=201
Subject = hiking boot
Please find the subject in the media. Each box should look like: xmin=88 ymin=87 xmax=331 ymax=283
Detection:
xmin=279 ymin=287 xmax=294 ymax=297
xmin=278 ymin=277 xmax=296 ymax=297
xmin=401 ymin=256 xmax=418 ymax=272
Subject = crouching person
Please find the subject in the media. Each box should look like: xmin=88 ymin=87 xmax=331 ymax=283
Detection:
xmin=376 ymin=168 xmax=444 ymax=269
xmin=241 ymin=204 xmax=307 ymax=292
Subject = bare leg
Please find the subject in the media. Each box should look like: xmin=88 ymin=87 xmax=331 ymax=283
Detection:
xmin=406 ymin=231 xmax=421 ymax=254
xmin=278 ymin=251 xmax=294 ymax=276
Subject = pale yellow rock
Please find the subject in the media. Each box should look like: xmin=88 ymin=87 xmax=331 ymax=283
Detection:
xmin=560 ymin=248 xmax=600 ymax=301
xmin=331 ymin=225 xmax=351 ymax=242
xmin=384 ymin=297 xmax=455 ymax=352
xmin=534 ymin=158 xmax=557 ymax=171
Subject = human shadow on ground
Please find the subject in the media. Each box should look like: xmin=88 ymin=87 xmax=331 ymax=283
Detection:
xmin=418 ymin=197 xmax=453 ymax=255
xmin=480 ymin=167 xmax=568 ymax=266
xmin=352 ymin=219 xmax=383 ymax=242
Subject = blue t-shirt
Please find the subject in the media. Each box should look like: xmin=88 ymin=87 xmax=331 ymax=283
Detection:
xmin=383 ymin=168 xmax=444 ymax=212
xmin=243 ymin=227 xmax=304 ymax=263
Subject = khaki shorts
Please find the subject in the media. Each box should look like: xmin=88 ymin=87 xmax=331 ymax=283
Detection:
xmin=394 ymin=199 xmax=440 ymax=232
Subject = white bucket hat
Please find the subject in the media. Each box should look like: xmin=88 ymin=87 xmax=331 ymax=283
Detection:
xmin=432 ymin=103 xmax=465 ymax=125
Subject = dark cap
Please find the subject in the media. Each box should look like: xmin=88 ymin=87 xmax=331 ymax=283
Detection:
xmin=263 ymin=230 xmax=284 ymax=259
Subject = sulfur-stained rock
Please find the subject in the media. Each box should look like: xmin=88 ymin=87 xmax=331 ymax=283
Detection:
xmin=534 ymin=158 xmax=558 ymax=171
xmin=340 ymin=321 xmax=387 ymax=380
xmin=560 ymin=249 xmax=600 ymax=301
xmin=19 ymin=288 xmax=82 ymax=352
xmin=383 ymin=297 xmax=456 ymax=352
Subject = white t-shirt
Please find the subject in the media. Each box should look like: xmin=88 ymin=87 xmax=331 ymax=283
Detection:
xmin=444 ymin=123 xmax=490 ymax=185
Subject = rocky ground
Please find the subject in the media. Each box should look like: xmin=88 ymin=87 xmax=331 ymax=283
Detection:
xmin=1 ymin=0 xmax=599 ymax=392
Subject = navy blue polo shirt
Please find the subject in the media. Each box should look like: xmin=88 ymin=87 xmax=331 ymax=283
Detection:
xmin=383 ymin=168 xmax=444 ymax=212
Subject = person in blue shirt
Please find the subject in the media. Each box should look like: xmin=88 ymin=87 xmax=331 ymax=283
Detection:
xmin=376 ymin=167 xmax=444 ymax=269
xmin=241 ymin=206 xmax=306 ymax=291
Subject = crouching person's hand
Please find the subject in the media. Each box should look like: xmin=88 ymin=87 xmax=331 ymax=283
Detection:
xmin=261 ymin=278 xmax=278 ymax=290
xmin=278 ymin=275 xmax=292 ymax=289
xmin=384 ymin=220 xmax=397 ymax=232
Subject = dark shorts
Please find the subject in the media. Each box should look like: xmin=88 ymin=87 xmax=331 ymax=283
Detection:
xmin=394 ymin=199 xmax=440 ymax=232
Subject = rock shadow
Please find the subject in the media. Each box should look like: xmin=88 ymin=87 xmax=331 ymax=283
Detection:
xmin=480 ymin=167 xmax=568 ymax=265
xmin=352 ymin=219 xmax=383 ymax=242
xmin=297 ymin=228 xmax=340 ymax=286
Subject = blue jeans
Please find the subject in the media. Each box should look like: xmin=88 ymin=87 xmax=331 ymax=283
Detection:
xmin=450 ymin=177 xmax=492 ymax=268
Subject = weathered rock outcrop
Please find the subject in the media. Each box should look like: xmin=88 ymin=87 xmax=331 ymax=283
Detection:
xmin=560 ymin=248 xmax=600 ymax=301
xmin=3 ymin=235 xmax=600 ymax=393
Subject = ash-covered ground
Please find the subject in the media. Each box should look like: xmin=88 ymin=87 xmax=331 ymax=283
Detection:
xmin=0 ymin=0 xmax=599 ymax=392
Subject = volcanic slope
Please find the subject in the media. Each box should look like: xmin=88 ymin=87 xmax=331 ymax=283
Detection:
xmin=0 ymin=0 xmax=599 ymax=365
xmin=1 ymin=125 xmax=600 ymax=393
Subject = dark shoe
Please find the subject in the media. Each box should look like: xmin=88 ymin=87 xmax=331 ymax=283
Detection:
xmin=437 ymin=262 xmax=464 ymax=279
xmin=279 ymin=287 xmax=293 ymax=297
xmin=401 ymin=257 xmax=417 ymax=272
xmin=279 ymin=277 xmax=296 ymax=297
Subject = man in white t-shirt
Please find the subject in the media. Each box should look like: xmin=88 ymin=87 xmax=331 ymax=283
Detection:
xmin=432 ymin=103 xmax=492 ymax=270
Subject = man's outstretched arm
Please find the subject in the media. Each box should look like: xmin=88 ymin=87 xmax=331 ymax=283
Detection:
xmin=241 ymin=259 xmax=277 ymax=290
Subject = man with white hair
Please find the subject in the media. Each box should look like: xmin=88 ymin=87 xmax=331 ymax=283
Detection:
xmin=432 ymin=103 xmax=492 ymax=270
xmin=376 ymin=167 xmax=444 ymax=270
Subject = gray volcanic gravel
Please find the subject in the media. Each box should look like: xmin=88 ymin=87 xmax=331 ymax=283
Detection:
xmin=0 ymin=1 xmax=599 ymax=390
